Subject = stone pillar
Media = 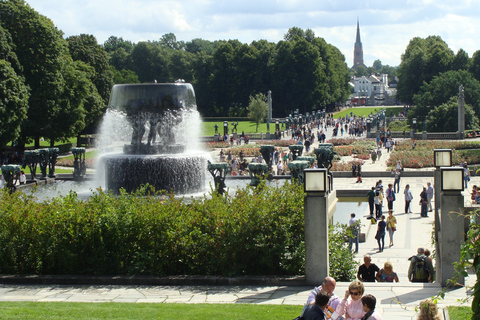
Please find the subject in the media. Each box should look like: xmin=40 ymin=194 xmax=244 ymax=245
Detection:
xmin=458 ymin=84 xmax=465 ymax=139
xmin=438 ymin=191 xmax=465 ymax=287
xmin=434 ymin=168 xmax=442 ymax=279
xmin=304 ymin=192 xmax=329 ymax=285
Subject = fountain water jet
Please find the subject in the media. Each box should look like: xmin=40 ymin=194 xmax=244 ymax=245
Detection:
xmin=97 ymin=83 xmax=208 ymax=194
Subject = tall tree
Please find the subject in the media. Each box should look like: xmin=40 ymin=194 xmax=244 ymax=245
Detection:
xmin=426 ymin=97 xmax=478 ymax=132
xmin=0 ymin=59 xmax=29 ymax=148
xmin=67 ymin=34 xmax=113 ymax=105
xmin=247 ymin=93 xmax=268 ymax=132
xmin=412 ymin=69 xmax=480 ymax=119
xmin=397 ymin=36 xmax=454 ymax=104
xmin=0 ymin=0 xmax=70 ymax=148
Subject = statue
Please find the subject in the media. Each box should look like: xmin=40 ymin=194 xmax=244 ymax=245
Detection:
xmin=459 ymin=84 xmax=464 ymax=100
xmin=259 ymin=145 xmax=275 ymax=173
xmin=72 ymin=148 xmax=87 ymax=181
xmin=207 ymin=161 xmax=229 ymax=195
xmin=22 ymin=150 xmax=39 ymax=180
xmin=1 ymin=165 xmax=20 ymax=193
xmin=287 ymin=160 xmax=310 ymax=185
xmin=248 ymin=163 xmax=268 ymax=187
xmin=288 ymin=145 xmax=304 ymax=161
xmin=214 ymin=123 xmax=218 ymax=134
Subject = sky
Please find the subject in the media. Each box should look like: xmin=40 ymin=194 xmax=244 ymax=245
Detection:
xmin=25 ymin=0 xmax=480 ymax=67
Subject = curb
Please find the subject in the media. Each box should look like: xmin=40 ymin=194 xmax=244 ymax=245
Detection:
xmin=0 ymin=275 xmax=307 ymax=286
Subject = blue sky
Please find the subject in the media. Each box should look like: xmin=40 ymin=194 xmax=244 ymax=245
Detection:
xmin=26 ymin=0 xmax=480 ymax=67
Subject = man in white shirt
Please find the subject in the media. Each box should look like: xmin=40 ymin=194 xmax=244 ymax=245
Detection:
xmin=348 ymin=213 xmax=360 ymax=253
xmin=426 ymin=182 xmax=434 ymax=212
xmin=277 ymin=161 xmax=283 ymax=175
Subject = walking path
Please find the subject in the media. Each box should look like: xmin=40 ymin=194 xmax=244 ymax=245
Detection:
xmin=1 ymin=129 xmax=477 ymax=319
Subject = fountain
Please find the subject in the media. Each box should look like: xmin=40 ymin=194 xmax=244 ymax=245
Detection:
xmin=98 ymin=82 xmax=208 ymax=194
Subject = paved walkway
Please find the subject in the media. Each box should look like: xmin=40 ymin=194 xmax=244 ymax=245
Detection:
xmin=1 ymin=129 xmax=477 ymax=319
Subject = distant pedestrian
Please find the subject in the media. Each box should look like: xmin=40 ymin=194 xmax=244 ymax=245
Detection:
xmin=356 ymin=163 xmax=362 ymax=183
xmin=426 ymin=182 xmax=434 ymax=212
xmin=357 ymin=255 xmax=380 ymax=282
xmin=386 ymin=184 xmax=395 ymax=210
xmin=375 ymin=215 xmax=386 ymax=252
xmin=420 ymin=187 xmax=428 ymax=217
xmin=348 ymin=213 xmax=360 ymax=253
xmin=393 ymin=169 xmax=401 ymax=193
xmin=367 ymin=187 xmax=376 ymax=217
xmin=375 ymin=261 xmax=399 ymax=283
xmin=404 ymin=184 xmax=413 ymax=213
xmin=386 ymin=210 xmax=397 ymax=247
xmin=408 ymin=248 xmax=434 ymax=283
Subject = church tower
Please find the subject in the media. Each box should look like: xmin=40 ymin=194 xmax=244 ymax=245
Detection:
xmin=353 ymin=18 xmax=366 ymax=69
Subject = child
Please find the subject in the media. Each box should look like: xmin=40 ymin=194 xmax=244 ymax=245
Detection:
xmin=361 ymin=294 xmax=382 ymax=319
xmin=417 ymin=299 xmax=441 ymax=320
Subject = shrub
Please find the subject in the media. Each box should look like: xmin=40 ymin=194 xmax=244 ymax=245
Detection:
xmin=0 ymin=182 xmax=356 ymax=278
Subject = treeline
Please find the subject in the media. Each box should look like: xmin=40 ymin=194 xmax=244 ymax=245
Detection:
xmin=0 ymin=0 xmax=351 ymax=150
xmin=397 ymin=35 xmax=480 ymax=132
xmin=106 ymin=27 xmax=351 ymax=118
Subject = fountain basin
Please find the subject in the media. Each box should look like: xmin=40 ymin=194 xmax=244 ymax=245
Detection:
xmin=100 ymin=153 xmax=208 ymax=194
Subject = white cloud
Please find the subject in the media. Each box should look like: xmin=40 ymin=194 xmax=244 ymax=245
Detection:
xmin=24 ymin=0 xmax=480 ymax=67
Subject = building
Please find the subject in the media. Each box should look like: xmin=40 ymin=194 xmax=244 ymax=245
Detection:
xmin=349 ymin=74 xmax=397 ymax=106
xmin=353 ymin=18 xmax=366 ymax=69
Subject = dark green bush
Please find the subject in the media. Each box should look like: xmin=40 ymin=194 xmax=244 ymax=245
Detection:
xmin=0 ymin=182 xmax=355 ymax=279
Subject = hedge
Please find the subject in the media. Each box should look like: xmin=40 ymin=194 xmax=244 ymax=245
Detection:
xmin=0 ymin=182 xmax=356 ymax=280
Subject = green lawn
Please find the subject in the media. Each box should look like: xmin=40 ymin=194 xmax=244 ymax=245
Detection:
xmin=334 ymin=106 xmax=403 ymax=118
xmin=201 ymin=121 xmax=282 ymax=136
xmin=0 ymin=302 xmax=300 ymax=320
xmin=447 ymin=306 xmax=472 ymax=319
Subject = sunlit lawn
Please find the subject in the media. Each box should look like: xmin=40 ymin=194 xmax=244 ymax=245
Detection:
xmin=446 ymin=306 xmax=472 ymax=319
xmin=201 ymin=121 xmax=281 ymax=136
xmin=0 ymin=302 xmax=300 ymax=320
xmin=334 ymin=106 xmax=403 ymax=118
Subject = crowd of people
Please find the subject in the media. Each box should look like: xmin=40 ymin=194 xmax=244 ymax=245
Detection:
xmin=296 ymin=271 xmax=440 ymax=320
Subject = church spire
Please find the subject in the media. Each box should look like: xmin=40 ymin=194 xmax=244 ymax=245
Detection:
xmin=353 ymin=17 xmax=365 ymax=69
xmin=356 ymin=17 xmax=361 ymax=44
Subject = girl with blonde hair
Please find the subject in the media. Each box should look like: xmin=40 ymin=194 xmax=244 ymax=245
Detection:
xmin=417 ymin=299 xmax=441 ymax=320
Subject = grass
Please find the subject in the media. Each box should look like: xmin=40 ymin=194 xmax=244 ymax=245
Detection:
xmin=446 ymin=306 xmax=472 ymax=319
xmin=334 ymin=106 xmax=403 ymax=118
xmin=201 ymin=121 xmax=281 ymax=136
xmin=0 ymin=302 xmax=301 ymax=320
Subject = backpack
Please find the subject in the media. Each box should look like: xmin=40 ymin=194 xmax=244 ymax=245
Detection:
xmin=411 ymin=256 xmax=429 ymax=282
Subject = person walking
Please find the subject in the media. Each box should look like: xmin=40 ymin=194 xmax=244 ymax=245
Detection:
xmin=393 ymin=169 xmax=401 ymax=193
xmin=348 ymin=213 xmax=360 ymax=253
xmin=385 ymin=184 xmax=395 ymax=211
xmin=367 ymin=187 xmax=376 ymax=218
xmin=375 ymin=215 xmax=386 ymax=252
xmin=386 ymin=210 xmax=397 ymax=247
xmin=404 ymin=184 xmax=413 ymax=213
xmin=420 ymin=187 xmax=428 ymax=217
xmin=426 ymin=182 xmax=434 ymax=212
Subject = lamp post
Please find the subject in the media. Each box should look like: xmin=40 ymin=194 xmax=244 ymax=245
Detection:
xmin=412 ymin=118 xmax=417 ymax=138
xmin=303 ymin=168 xmax=329 ymax=285
xmin=438 ymin=167 xmax=465 ymax=287
xmin=433 ymin=149 xmax=452 ymax=284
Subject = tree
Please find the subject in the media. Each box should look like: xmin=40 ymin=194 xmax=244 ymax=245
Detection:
xmin=0 ymin=59 xmax=29 ymax=148
xmin=412 ymin=69 xmax=480 ymax=119
xmin=0 ymin=0 xmax=70 ymax=148
xmin=397 ymin=36 xmax=455 ymax=104
xmin=160 ymin=33 xmax=184 ymax=50
xmin=103 ymin=36 xmax=133 ymax=53
xmin=373 ymin=59 xmax=382 ymax=70
xmin=111 ymin=66 xmax=140 ymax=84
xmin=247 ymin=93 xmax=268 ymax=132
xmin=426 ymin=97 xmax=478 ymax=132
xmin=67 ymin=34 xmax=113 ymax=105
xmin=452 ymin=49 xmax=469 ymax=71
